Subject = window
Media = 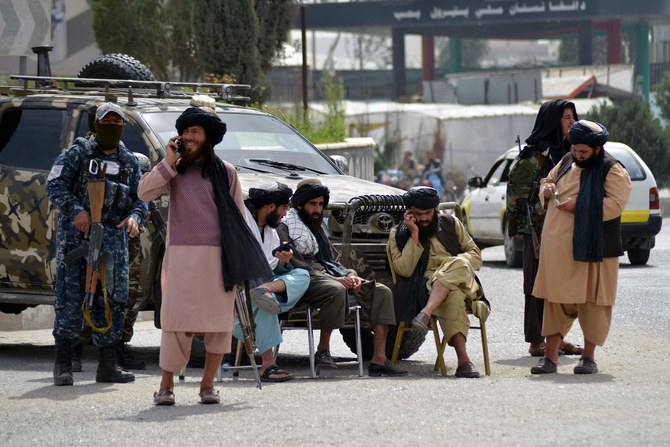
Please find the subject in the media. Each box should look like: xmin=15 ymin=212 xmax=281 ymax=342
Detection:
xmin=485 ymin=160 xmax=509 ymax=186
xmin=76 ymin=111 xmax=150 ymax=157
xmin=0 ymin=108 xmax=66 ymax=171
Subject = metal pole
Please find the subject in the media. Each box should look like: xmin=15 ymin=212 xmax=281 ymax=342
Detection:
xmin=301 ymin=6 xmax=309 ymax=122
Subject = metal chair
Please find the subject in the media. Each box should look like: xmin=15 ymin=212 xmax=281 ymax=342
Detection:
xmin=280 ymin=303 xmax=364 ymax=378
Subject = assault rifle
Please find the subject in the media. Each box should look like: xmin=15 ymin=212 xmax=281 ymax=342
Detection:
xmin=526 ymin=180 xmax=541 ymax=259
xmin=147 ymin=201 xmax=166 ymax=243
xmin=514 ymin=135 xmax=541 ymax=259
xmin=235 ymin=283 xmax=262 ymax=389
xmin=64 ymin=159 xmax=112 ymax=333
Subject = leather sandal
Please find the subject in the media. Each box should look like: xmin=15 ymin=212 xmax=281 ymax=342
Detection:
xmin=199 ymin=386 xmax=220 ymax=405
xmin=573 ymin=357 xmax=598 ymax=374
xmin=261 ymin=364 xmax=294 ymax=382
xmin=530 ymin=357 xmax=557 ymax=374
xmin=455 ymin=361 xmax=480 ymax=378
xmin=411 ymin=312 xmax=430 ymax=333
xmin=559 ymin=341 xmax=584 ymax=356
xmin=153 ymin=388 xmax=175 ymax=406
xmin=249 ymin=287 xmax=280 ymax=315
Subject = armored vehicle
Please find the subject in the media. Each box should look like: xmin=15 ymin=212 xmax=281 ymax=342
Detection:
xmin=0 ymin=54 xmax=423 ymax=359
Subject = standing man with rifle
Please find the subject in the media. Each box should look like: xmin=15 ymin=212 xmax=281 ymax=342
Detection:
xmin=139 ymin=101 xmax=271 ymax=405
xmin=505 ymin=99 xmax=583 ymax=358
xmin=46 ymin=102 xmax=147 ymax=386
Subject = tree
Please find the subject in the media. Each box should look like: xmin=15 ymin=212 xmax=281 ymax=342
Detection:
xmin=91 ymin=0 xmax=293 ymax=94
xmin=164 ymin=0 xmax=201 ymax=82
xmin=587 ymin=100 xmax=670 ymax=186
xmin=194 ymin=0 xmax=263 ymax=99
xmin=653 ymin=71 xmax=670 ymax=122
xmin=91 ymin=0 xmax=171 ymax=79
xmin=255 ymin=0 xmax=294 ymax=73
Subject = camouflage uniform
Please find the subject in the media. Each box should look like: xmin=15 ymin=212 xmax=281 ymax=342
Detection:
xmin=122 ymin=233 xmax=142 ymax=343
xmin=505 ymin=149 xmax=552 ymax=237
xmin=46 ymin=136 xmax=147 ymax=348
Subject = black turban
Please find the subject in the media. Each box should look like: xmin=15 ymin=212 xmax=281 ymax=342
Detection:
xmin=175 ymin=107 xmax=227 ymax=145
xmin=248 ymin=182 xmax=293 ymax=207
xmin=291 ymin=180 xmax=330 ymax=208
xmin=403 ymin=186 xmax=440 ymax=209
xmin=568 ymin=120 xmax=608 ymax=147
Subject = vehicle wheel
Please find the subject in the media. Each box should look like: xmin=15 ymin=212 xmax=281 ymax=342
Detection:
xmin=340 ymin=325 xmax=426 ymax=360
xmin=627 ymin=247 xmax=650 ymax=265
xmin=504 ymin=221 xmax=523 ymax=267
xmin=78 ymin=53 xmax=156 ymax=81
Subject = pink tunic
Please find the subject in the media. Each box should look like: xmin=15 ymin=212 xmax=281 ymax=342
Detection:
xmin=138 ymin=159 xmax=243 ymax=332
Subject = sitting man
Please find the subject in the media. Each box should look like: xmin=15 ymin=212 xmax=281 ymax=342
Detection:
xmin=237 ymin=182 xmax=310 ymax=382
xmin=276 ymin=178 xmax=407 ymax=377
xmin=387 ymin=186 xmax=489 ymax=378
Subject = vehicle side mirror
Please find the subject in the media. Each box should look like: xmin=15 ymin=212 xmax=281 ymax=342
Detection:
xmin=330 ymin=155 xmax=349 ymax=174
xmin=467 ymin=176 xmax=483 ymax=188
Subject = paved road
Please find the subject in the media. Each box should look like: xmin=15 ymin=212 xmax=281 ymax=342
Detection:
xmin=1 ymin=226 xmax=669 ymax=447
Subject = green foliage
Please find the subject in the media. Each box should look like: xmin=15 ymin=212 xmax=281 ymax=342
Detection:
xmin=194 ymin=0 xmax=262 ymax=98
xmin=91 ymin=0 xmax=171 ymax=79
xmin=265 ymin=75 xmax=346 ymax=144
xmin=652 ymin=71 xmax=670 ymax=123
xmin=91 ymin=0 xmax=293 ymax=93
xmin=587 ymin=100 xmax=670 ymax=186
xmin=255 ymin=1 xmax=295 ymax=73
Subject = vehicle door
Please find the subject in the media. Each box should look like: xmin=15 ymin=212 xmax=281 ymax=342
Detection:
xmin=469 ymin=158 xmax=510 ymax=239
xmin=0 ymin=105 xmax=67 ymax=290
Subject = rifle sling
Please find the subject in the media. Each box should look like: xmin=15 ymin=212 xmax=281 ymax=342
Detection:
xmin=82 ymin=257 xmax=113 ymax=333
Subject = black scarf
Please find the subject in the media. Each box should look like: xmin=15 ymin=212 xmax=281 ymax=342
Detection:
xmin=394 ymin=223 xmax=430 ymax=323
xmin=211 ymin=157 xmax=272 ymax=290
xmin=313 ymin=225 xmax=350 ymax=277
xmin=573 ymin=149 xmax=605 ymax=262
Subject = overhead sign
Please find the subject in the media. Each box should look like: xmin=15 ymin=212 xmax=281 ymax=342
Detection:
xmin=0 ymin=0 xmax=51 ymax=56
xmin=391 ymin=0 xmax=596 ymax=25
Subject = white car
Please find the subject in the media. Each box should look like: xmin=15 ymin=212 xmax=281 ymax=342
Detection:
xmin=460 ymin=142 xmax=663 ymax=266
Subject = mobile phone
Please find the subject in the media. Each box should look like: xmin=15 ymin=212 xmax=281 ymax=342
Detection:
xmin=272 ymin=242 xmax=292 ymax=256
xmin=175 ymin=138 xmax=183 ymax=155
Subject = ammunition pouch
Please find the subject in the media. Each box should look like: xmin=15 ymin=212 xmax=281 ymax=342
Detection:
xmin=103 ymin=179 xmax=130 ymax=217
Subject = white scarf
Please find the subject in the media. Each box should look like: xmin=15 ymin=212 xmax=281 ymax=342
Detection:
xmin=281 ymin=208 xmax=319 ymax=256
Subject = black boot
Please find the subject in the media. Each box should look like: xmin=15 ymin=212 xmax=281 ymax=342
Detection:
xmin=116 ymin=342 xmax=146 ymax=370
xmin=54 ymin=342 xmax=73 ymax=386
xmin=96 ymin=346 xmax=135 ymax=383
xmin=71 ymin=342 xmax=83 ymax=372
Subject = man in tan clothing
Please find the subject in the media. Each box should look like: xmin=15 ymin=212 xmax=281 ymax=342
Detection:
xmin=388 ymin=187 xmax=489 ymax=378
xmin=531 ymin=120 xmax=632 ymax=375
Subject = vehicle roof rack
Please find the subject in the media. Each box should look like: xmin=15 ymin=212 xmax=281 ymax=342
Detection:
xmin=3 ymin=75 xmax=251 ymax=103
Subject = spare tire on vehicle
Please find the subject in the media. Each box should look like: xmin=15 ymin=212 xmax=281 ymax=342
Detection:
xmin=78 ymin=53 xmax=156 ymax=81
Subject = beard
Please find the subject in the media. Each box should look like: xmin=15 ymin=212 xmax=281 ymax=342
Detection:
xmin=298 ymin=207 xmax=323 ymax=232
xmin=265 ymin=208 xmax=282 ymax=228
xmin=176 ymin=139 xmax=213 ymax=175
xmin=176 ymin=146 xmax=201 ymax=174
xmin=417 ymin=213 xmax=439 ymax=242
xmin=573 ymin=149 xmax=601 ymax=169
